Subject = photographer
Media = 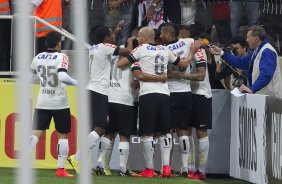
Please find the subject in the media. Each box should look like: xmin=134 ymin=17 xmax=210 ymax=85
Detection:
xmin=215 ymin=37 xmax=248 ymax=89
xmin=210 ymin=25 xmax=282 ymax=98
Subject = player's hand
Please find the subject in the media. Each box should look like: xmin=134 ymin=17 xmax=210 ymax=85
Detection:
xmin=108 ymin=0 xmax=121 ymax=9
xmin=144 ymin=5 xmax=155 ymax=21
xmin=190 ymin=40 xmax=202 ymax=55
xmin=114 ymin=20 xmax=124 ymax=34
xmin=158 ymin=73 xmax=167 ymax=83
xmin=209 ymin=45 xmax=222 ymax=55
xmin=131 ymin=80 xmax=140 ymax=89
xmin=239 ymin=84 xmax=253 ymax=94
xmin=167 ymin=71 xmax=181 ymax=80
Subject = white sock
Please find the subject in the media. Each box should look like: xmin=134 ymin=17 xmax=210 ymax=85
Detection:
xmin=142 ymin=136 xmax=154 ymax=169
xmin=118 ymin=141 xmax=129 ymax=173
xmin=159 ymin=135 xmax=170 ymax=166
xmin=97 ymin=137 xmax=111 ymax=168
xmin=179 ymin=136 xmax=189 ymax=172
xmin=28 ymin=135 xmax=39 ymax=156
xmin=198 ymin=136 xmax=209 ymax=174
xmin=57 ymin=139 xmax=69 ymax=168
xmin=188 ymin=136 xmax=195 ymax=172
xmin=74 ymin=130 xmax=100 ymax=161
xmin=105 ymin=138 xmax=114 ymax=168
xmin=166 ymin=133 xmax=173 ymax=151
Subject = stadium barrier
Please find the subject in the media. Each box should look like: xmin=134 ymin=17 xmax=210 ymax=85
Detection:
xmin=230 ymin=94 xmax=282 ymax=184
xmin=2 ymin=78 xmax=282 ymax=183
xmin=0 ymin=80 xmax=231 ymax=174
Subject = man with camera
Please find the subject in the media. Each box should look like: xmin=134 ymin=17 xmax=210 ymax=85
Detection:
xmin=210 ymin=25 xmax=282 ymax=98
xmin=215 ymin=36 xmax=248 ymax=89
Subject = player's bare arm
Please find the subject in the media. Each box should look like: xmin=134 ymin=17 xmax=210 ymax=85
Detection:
xmin=132 ymin=69 xmax=167 ymax=83
xmin=117 ymin=56 xmax=131 ymax=68
xmin=168 ymin=67 xmax=206 ymax=81
xmin=118 ymin=47 xmax=131 ymax=56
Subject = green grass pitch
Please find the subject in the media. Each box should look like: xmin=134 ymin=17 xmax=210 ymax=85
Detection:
xmin=0 ymin=168 xmax=249 ymax=184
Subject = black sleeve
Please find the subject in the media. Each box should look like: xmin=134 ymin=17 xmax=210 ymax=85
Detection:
xmin=127 ymin=54 xmax=137 ymax=63
xmin=131 ymin=66 xmax=141 ymax=72
xmin=172 ymin=57 xmax=180 ymax=65
xmin=113 ymin=47 xmax=120 ymax=56
xmin=58 ymin=68 xmax=68 ymax=73
xmin=195 ymin=62 xmax=206 ymax=68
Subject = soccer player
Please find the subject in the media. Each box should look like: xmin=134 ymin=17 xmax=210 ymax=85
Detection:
xmin=68 ymin=25 xmax=131 ymax=174
xmin=160 ymin=23 xmax=205 ymax=177
xmin=168 ymin=38 xmax=212 ymax=180
xmin=118 ymin=27 xmax=201 ymax=178
xmin=28 ymin=31 xmax=78 ymax=177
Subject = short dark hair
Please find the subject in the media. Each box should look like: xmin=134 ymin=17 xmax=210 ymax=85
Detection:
xmin=230 ymin=36 xmax=247 ymax=48
xmin=90 ymin=26 xmax=111 ymax=44
xmin=159 ymin=22 xmax=178 ymax=38
xmin=197 ymin=32 xmax=211 ymax=42
xmin=248 ymin=25 xmax=266 ymax=41
xmin=45 ymin=31 xmax=61 ymax=48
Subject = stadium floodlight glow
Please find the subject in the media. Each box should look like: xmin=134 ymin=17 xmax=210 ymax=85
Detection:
xmin=72 ymin=1 xmax=92 ymax=184
xmin=15 ymin=1 xmax=33 ymax=184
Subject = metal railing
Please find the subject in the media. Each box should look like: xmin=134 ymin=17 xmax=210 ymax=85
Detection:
xmin=0 ymin=15 xmax=91 ymax=76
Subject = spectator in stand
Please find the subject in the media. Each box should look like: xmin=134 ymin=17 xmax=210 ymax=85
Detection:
xmin=179 ymin=0 xmax=196 ymax=26
xmin=211 ymin=25 xmax=282 ymax=98
xmin=215 ymin=36 xmax=248 ymax=89
xmin=104 ymin=0 xmax=134 ymax=45
xmin=0 ymin=0 xmax=11 ymax=71
xmin=230 ymin=0 xmax=260 ymax=38
xmin=88 ymin=0 xmax=105 ymax=37
xmin=31 ymin=0 xmax=63 ymax=54
xmin=132 ymin=0 xmax=164 ymax=29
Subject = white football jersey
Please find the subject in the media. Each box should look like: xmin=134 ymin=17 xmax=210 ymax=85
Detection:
xmin=128 ymin=44 xmax=179 ymax=96
xmin=189 ymin=49 xmax=212 ymax=98
xmin=166 ymin=38 xmax=194 ymax=92
xmin=138 ymin=0 xmax=164 ymax=29
xmin=30 ymin=52 xmax=70 ymax=109
xmin=108 ymin=53 xmax=135 ymax=106
xmin=87 ymin=43 xmax=119 ymax=96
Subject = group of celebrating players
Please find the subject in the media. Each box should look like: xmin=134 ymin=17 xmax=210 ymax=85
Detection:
xmin=28 ymin=22 xmax=212 ymax=181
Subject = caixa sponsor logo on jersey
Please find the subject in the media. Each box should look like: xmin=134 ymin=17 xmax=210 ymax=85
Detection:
xmin=168 ymin=40 xmax=185 ymax=51
xmin=238 ymin=107 xmax=257 ymax=171
xmin=146 ymin=45 xmax=165 ymax=51
xmin=38 ymin=54 xmax=58 ymax=60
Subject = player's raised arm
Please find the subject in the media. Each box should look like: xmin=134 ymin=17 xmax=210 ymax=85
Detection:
xmin=177 ymin=40 xmax=203 ymax=69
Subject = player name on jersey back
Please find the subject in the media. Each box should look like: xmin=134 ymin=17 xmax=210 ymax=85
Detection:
xmin=31 ymin=52 xmax=69 ymax=109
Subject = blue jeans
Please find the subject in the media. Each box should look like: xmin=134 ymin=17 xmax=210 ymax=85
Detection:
xmin=230 ymin=0 xmax=260 ymax=37
xmin=103 ymin=1 xmax=133 ymax=46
